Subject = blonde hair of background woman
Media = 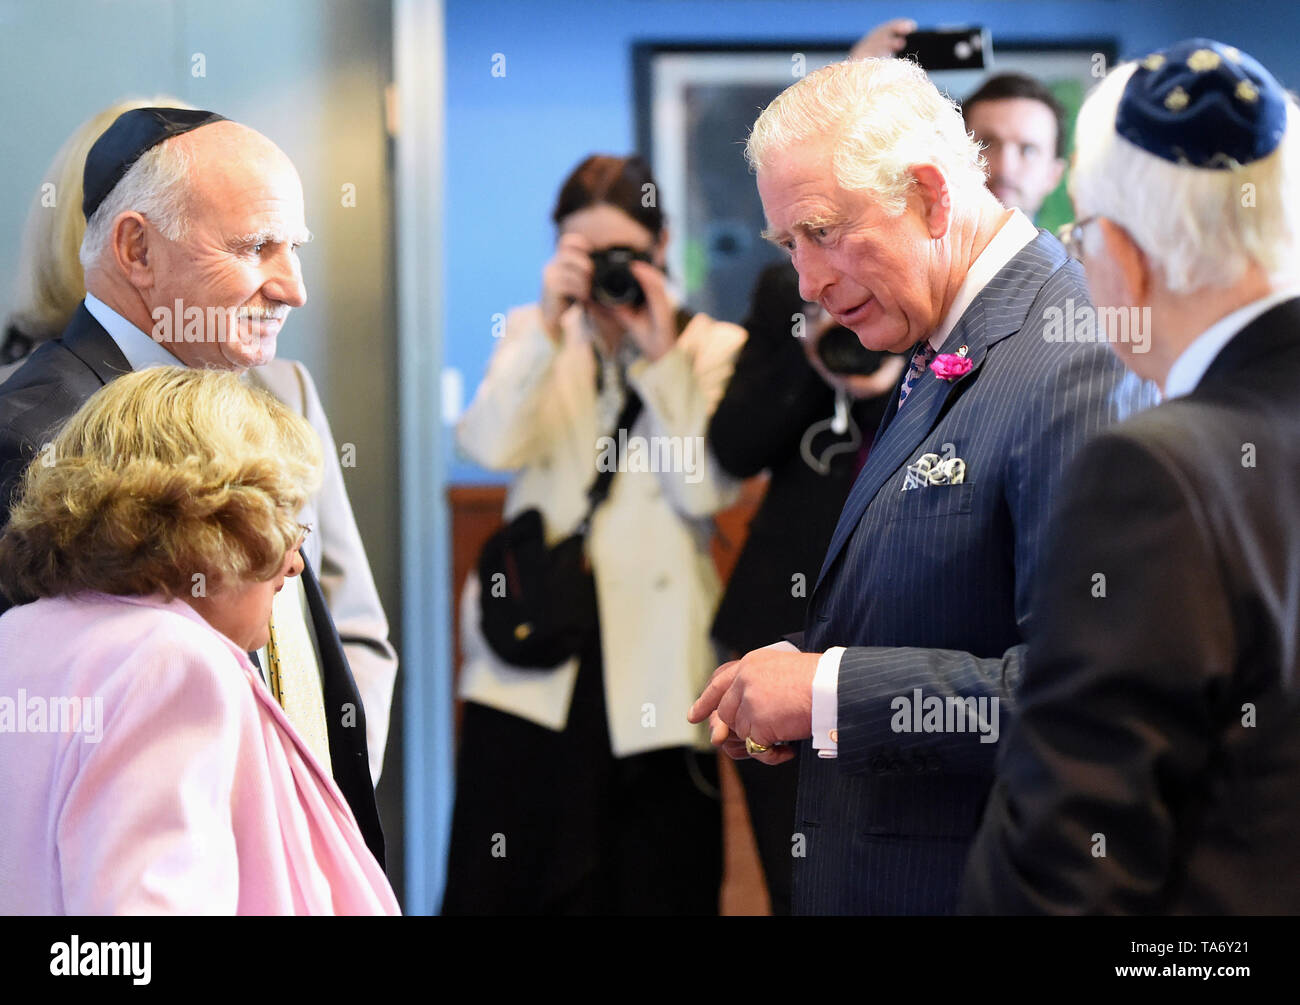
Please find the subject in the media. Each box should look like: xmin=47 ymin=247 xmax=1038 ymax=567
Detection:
xmin=0 ymin=366 xmax=322 ymax=606
xmin=7 ymin=95 xmax=192 ymax=342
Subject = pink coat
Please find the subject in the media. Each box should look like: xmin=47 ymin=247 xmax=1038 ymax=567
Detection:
xmin=0 ymin=592 xmax=400 ymax=915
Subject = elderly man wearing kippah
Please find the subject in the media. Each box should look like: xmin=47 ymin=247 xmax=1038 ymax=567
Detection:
xmin=0 ymin=109 xmax=386 ymax=871
xmin=962 ymin=39 xmax=1300 ymax=914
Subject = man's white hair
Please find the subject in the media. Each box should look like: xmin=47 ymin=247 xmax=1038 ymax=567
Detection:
xmin=78 ymin=138 xmax=192 ymax=271
xmin=745 ymin=57 xmax=988 ymax=215
xmin=1071 ymin=60 xmax=1300 ymax=292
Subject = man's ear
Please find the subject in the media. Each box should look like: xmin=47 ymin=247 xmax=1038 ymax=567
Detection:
xmin=1099 ymin=218 xmax=1151 ymax=305
xmin=109 ymin=212 xmax=156 ymax=292
xmin=909 ymin=164 xmax=951 ymax=238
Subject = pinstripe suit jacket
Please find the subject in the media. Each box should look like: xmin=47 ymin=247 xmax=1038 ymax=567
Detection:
xmin=794 ymin=232 xmax=1154 ymax=915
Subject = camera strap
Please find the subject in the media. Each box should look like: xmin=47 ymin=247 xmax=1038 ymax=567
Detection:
xmin=575 ymin=389 xmax=643 ymax=537
xmin=576 ymin=306 xmax=694 ymax=535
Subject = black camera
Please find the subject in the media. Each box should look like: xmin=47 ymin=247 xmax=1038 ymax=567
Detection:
xmin=816 ymin=324 xmax=886 ymax=376
xmin=590 ymin=246 xmax=652 ymax=308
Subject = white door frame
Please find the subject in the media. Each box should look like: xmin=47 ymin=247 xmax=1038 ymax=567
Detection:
xmin=393 ymin=0 xmax=452 ymax=916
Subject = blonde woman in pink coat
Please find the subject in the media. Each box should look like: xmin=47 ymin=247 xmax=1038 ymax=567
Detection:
xmin=0 ymin=367 xmax=398 ymax=915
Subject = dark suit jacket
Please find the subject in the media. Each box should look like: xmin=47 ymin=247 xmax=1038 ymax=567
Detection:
xmin=709 ymin=263 xmax=893 ymax=655
xmin=961 ymin=297 xmax=1300 ymax=915
xmin=794 ymin=232 xmax=1154 ymax=914
xmin=0 ymin=303 xmax=386 ymax=869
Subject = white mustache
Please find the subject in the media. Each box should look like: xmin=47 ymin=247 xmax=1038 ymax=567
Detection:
xmin=235 ymin=306 xmax=289 ymax=321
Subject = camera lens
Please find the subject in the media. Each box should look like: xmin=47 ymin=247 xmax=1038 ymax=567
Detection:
xmin=817 ymin=326 xmax=885 ymax=375
xmin=590 ymin=247 xmax=649 ymax=308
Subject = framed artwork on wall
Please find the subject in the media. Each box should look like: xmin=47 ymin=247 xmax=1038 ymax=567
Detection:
xmin=634 ymin=38 xmax=1117 ymax=324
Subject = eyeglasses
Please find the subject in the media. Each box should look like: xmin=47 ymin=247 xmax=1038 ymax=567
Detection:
xmin=1056 ymin=215 xmax=1100 ymax=262
xmin=295 ymin=522 xmax=314 ymax=548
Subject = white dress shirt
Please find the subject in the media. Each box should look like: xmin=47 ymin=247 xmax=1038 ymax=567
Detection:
xmin=1164 ymin=287 xmax=1300 ymax=399
xmin=810 ymin=208 xmax=1039 ymax=757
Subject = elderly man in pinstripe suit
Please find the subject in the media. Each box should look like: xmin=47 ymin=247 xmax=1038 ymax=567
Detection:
xmin=690 ymin=57 xmax=1153 ymax=914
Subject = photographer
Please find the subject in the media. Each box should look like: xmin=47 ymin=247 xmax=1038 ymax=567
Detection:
xmin=444 ymin=154 xmax=746 ymax=914
xmin=708 ymin=262 xmax=903 ymax=913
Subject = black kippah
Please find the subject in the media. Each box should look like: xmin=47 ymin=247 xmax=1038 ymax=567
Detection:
xmin=82 ymin=107 xmax=227 ymax=220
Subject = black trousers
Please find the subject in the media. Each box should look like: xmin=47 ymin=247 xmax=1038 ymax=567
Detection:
xmin=441 ymin=632 xmax=722 ymax=915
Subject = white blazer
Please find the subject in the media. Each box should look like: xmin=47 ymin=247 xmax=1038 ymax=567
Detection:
xmin=457 ymin=303 xmax=746 ymax=756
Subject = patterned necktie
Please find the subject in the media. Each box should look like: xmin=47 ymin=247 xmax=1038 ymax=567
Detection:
xmin=264 ymin=576 xmax=333 ymax=772
xmin=897 ymin=341 xmax=938 ymax=410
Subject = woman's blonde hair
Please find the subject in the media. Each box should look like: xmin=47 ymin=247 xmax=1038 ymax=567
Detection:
xmin=0 ymin=366 xmax=322 ymax=605
xmin=7 ymin=96 xmax=192 ymax=342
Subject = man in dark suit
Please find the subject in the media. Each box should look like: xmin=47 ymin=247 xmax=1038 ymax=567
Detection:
xmin=962 ymin=39 xmax=1300 ymax=914
xmin=0 ymin=108 xmax=384 ymax=869
xmin=691 ymin=56 xmax=1152 ymax=914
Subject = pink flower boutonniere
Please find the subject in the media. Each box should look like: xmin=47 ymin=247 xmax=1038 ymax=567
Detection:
xmin=931 ymin=345 xmax=973 ymax=381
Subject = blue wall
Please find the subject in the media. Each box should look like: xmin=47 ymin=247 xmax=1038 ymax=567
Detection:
xmin=443 ymin=0 xmax=1300 ymax=482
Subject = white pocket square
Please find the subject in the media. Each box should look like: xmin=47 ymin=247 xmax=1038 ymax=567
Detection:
xmin=902 ymin=452 xmax=967 ymax=491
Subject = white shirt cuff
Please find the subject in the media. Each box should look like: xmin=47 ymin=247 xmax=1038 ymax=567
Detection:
xmin=812 ymin=647 xmax=845 ymax=758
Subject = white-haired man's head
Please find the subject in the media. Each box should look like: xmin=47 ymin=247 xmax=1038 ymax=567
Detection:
xmin=80 ymin=119 xmax=310 ymax=371
xmin=80 ymin=140 xmax=191 ymax=272
xmin=746 ymin=57 xmax=988 ymax=213
xmin=748 ymin=58 xmax=1006 ymax=354
xmin=1071 ymin=60 xmax=1300 ymax=295
xmin=1068 ymin=43 xmax=1300 ymax=385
